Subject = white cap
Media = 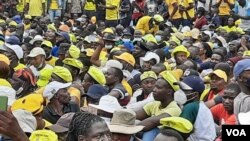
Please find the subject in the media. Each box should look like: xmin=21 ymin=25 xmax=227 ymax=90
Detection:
xmin=102 ymin=60 xmax=123 ymax=73
xmin=203 ymin=31 xmax=212 ymax=39
xmin=238 ymin=111 xmax=250 ymax=125
xmin=142 ymin=52 xmax=160 ymax=64
xmin=89 ymin=95 xmax=123 ymax=113
xmin=5 ymin=43 xmax=23 ymax=59
xmin=216 ymin=36 xmax=227 ymax=48
xmin=12 ymin=109 xmax=37 ymax=133
xmin=181 ymin=26 xmax=191 ymax=33
xmin=28 ymin=47 xmax=46 ymax=57
xmin=0 ymin=86 xmax=16 ymax=106
xmin=29 ymin=35 xmax=44 ymax=45
xmin=43 ymin=81 xmax=72 ymax=100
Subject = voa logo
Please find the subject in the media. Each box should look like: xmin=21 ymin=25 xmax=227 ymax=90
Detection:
xmin=226 ymin=129 xmax=247 ymax=136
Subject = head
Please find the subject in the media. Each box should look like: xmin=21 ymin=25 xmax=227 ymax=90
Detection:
xmin=175 ymin=52 xmax=188 ymax=66
xmin=201 ymin=32 xmax=211 ymax=42
xmin=30 ymin=54 xmax=46 ymax=69
xmin=214 ymin=63 xmax=231 ymax=78
xmin=188 ymin=46 xmax=199 ymax=60
xmin=63 ymin=64 xmax=80 ymax=80
xmin=234 ymin=59 xmax=250 ymax=93
xmin=210 ymin=71 xmax=227 ymax=92
xmin=39 ymin=18 xmax=47 ymax=30
xmin=0 ymin=61 xmax=10 ymax=79
xmin=67 ymin=112 xmax=111 ymax=141
xmin=143 ymin=59 xmax=157 ymax=72
xmin=4 ymin=48 xmax=19 ymax=69
xmin=153 ymin=78 xmax=174 ymax=102
xmin=197 ymin=7 xmax=206 ymax=17
xmin=222 ymin=83 xmax=241 ymax=114
xmin=155 ymin=30 xmax=164 ymax=43
xmin=105 ymin=67 xmax=123 ymax=86
xmin=229 ymin=41 xmax=240 ymax=54
xmin=155 ymin=129 xmax=185 ymax=141
xmin=228 ymin=17 xmax=235 ymax=27
xmin=151 ymin=63 xmax=166 ymax=75
xmin=183 ymin=60 xmax=197 ymax=70
xmin=52 ymin=88 xmax=71 ymax=105
xmin=211 ymin=53 xmax=224 ymax=64
xmin=82 ymin=73 xmax=98 ymax=92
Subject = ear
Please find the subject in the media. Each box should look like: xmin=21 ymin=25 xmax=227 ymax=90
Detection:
xmin=78 ymin=135 xmax=86 ymax=141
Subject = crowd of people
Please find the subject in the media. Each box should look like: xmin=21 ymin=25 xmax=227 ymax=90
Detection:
xmin=0 ymin=0 xmax=250 ymax=141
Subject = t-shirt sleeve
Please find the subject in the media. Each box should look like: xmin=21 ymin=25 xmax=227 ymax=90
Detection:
xmin=42 ymin=0 xmax=45 ymax=3
xmin=210 ymin=104 xmax=221 ymax=121
xmin=143 ymin=102 xmax=154 ymax=116
xmin=187 ymin=0 xmax=193 ymax=4
xmin=112 ymin=84 xmax=127 ymax=99
xmin=180 ymin=102 xmax=199 ymax=124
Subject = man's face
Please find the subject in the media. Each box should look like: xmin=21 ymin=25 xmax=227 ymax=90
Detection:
xmin=112 ymin=133 xmax=131 ymax=141
xmin=153 ymin=79 xmax=171 ymax=101
xmin=39 ymin=20 xmax=46 ymax=29
xmin=188 ymin=47 xmax=199 ymax=59
xmin=57 ymin=89 xmax=71 ymax=105
xmin=229 ymin=43 xmax=238 ymax=53
xmin=201 ymin=33 xmax=210 ymax=42
xmin=222 ymin=89 xmax=238 ymax=112
xmin=4 ymin=48 xmax=18 ymax=68
xmin=82 ymin=74 xmax=93 ymax=92
xmin=228 ymin=18 xmax=234 ymax=26
xmin=143 ymin=60 xmax=155 ymax=72
xmin=42 ymin=46 xmax=52 ymax=58
xmin=30 ymin=55 xmax=44 ymax=68
xmin=141 ymin=78 xmax=156 ymax=94
xmin=132 ymin=45 xmax=143 ymax=57
xmin=34 ymin=41 xmax=42 ymax=47
xmin=211 ymin=54 xmax=222 ymax=64
xmin=175 ymin=52 xmax=187 ymax=65
xmin=239 ymin=70 xmax=250 ymax=88
xmin=82 ymin=122 xmax=112 ymax=141
xmin=210 ymin=74 xmax=226 ymax=91
xmin=105 ymin=68 xmax=117 ymax=86
xmin=8 ymin=26 xmax=16 ymax=32
xmin=24 ymin=19 xmax=31 ymax=25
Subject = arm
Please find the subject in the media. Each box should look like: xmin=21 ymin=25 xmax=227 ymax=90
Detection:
xmin=213 ymin=0 xmax=222 ymax=8
xmin=224 ymin=0 xmax=234 ymax=9
xmin=109 ymin=91 xmax=121 ymax=99
xmin=98 ymin=3 xmax=117 ymax=10
xmin=170 ymin=2 xmax=178 ymax=19
xmin=90 ymin=40 xmax=103 ymax=67
xmin=186 ymin=3 xmax=194 ymax=11
xmin=42 ymin=2 xmax=45 ymax=16
xmin=24 ymin=1 xmax=29 ymax=14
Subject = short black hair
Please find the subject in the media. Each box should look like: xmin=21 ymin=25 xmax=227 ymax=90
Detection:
xmin=184 ymin=59 xmax=198 ymax=70
xmin=111 ymin=67 xmax=124 ymax=82
xmin=214 ymin=63 xmax=231 ymax=77
xmin=225 ymin=82 xmax=241 ymax=94
xmin=160 ymin=129 xmax=184 ymax=141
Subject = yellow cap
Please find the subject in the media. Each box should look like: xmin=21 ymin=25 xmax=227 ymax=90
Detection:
xmin=171 ymin=32 xmax=184 ymax=41
xmin=53 ymin=66 xmax=72 ymax=82
xmin=11 ymin=94 xmax=44 ymax=115
xmin=171 ymin=45 xmax=190 ymax=57
xmin=243 ymin=51 xmax=250 ymax=57
xmin=0 ymin=78 xmax=12 ymax=87
xmin=88 ymin=66 xmax=106 ymax=85
xmin=29 ymin=130 xmax=58 ymax=141
xmin=206 ymin=42 xmax=214 ymax=49
xmin=9 ymin=21 xmax=17 ymax=27
xmin=0 ymin=19 xmax=5 ymax=24
xmin=102 ymin=28 xmax=114 ymax=34
xmin=86 ymin=48 xmax=95 ymax=57
xmin=153 ymin=14 xmax=164 ymax=22
xmin=209 ymin=69 xmax=227 ymax=82
xmin=160 ymin=117 xmax=193 ymax=134
xmin=47 ymin=24 xmax=57 ymax=32
xmin=115 ymin=52 xmax=135 ymax=66
xmin=110 ymin=47 xmax=121 ymax=53
xmin=0 ymin=54 xmax=10 ymax=65
xmin=171 ymin=69 xmax=183 ymax=81
xmin=41 ymin=40 xmax=53 ymax=48
xmin=91 ymin=16 xmax=97 ymax=24
xmin=69 ymin=45 xmax=80 ymax=59
xmin=37 ymin=68 xmax=53 ymax=87
xmin=142 ymin=34 xmax=157 ymax=43
xmin=159 ymin=70 xmax=179 ymax=92
xmin=140 ymin=71 xmax=157 ymax=81
xmin=24 ymin=15 xmax=32 ymax=20
xmin=190 ymin=28 xmax=200 ymax=39
xmin=235 ymin=19 xmax=241 ymax=26
xmin=169 ymin=36 xmax=181 ymax=45
xmin=63 ymin=58 xmax=83 ymax=70
xmin=183 ymin=31 xmax=192 ymax=37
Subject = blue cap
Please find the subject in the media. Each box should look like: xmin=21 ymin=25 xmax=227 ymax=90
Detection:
xmin=86 ymin=84 xmax=108 ymax=100
xmin=233 ymin=59 xmax=250 ymax=79
xmin=123 ymin=41 xmax=134 ymax=52
xmin=179 ymin=75 xmax=205 ymax=94
xmin=6 ymin=36 xmax=20 ymax=45
xmin=12 ymin=15 xmax=22 ymax=24
xmin=56 ymin=32 xmax=70 ymax=42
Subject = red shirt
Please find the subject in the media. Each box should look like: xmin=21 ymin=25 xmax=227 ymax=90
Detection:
xmin=207 ymin=89 xmax=224 ymax=101
xmin=210 ymin=103 xmax=236 ymax=125
xmin=132 ymin=1 xmax=146 ymax=20
xmin=194 ymin=16 xmax=208 ymax=29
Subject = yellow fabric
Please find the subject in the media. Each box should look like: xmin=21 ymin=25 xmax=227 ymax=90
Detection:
xmin=42 ymin=40 xmax=53 ymax=48
xmin=243 ymin=51 xmax=250 ymax=57
xmin=69 ymin=45 xmax=80 ymax=59
xmin=171 ymin=45 xmax=190 ymax=57
xmin=24 ymin=24 xmax=31 ymax=30
xmin=165 ymin=0 xmax=182 ymax=19
xmin=160 ymin=117 xmax=193 ymax=133
xmin=37 ymin=68 xmax=53 ymax=87
xmin=0 ymin=54 xmax=10 ymax=65
xmin=209 ymin=69 xmax=227 ymax=82
xmin=154 ymin=15 xmax=164 ymax=22
xmin=136 ymin=16 xmax=159 ymax=35
xmin=50 ymin=0 xmax=59 ymax=10
xmin=169 ymin=36 xmax=181 ymax=45
xmin=144 ymin=101 xmax=181 ymax=117
xmin=26 ymin=0 xmax=46 ymax=17
xmin=106 ymin=0 xmax=121 ymax=20
xmin=0 ymin=41 xmax=4 ymax=46
xmin=46 ymin=56 xmax=58 ymax=67
xmin=102 ymin=28 xmax=114 ymax=34
xmin=140 ymin=71 xmax=157 ymax=81
xmin=221 ymin=26 xmax=244 ymax=34
xmin=142 ymin=34 xmax=157 ymax=43
xmin=63 ymin=58 xmax=84 ymax=70
xmin=25 ymin=15 xmax=32 ymax=19
xmin=200 ymin=86 xmax=210 ymax=101
xmin=84 ymin=0 xmax=96 ymax=11
xmin=180 ymin=0 xmax=195 ymax=19
xmin=88 ymin=66 xmax=106 ymax=85
xmin=53 ymin=66 xmax=73 ymax=82
xmin=47 ymin=24 xmax=57 ymax=32
xmin=44 ymin=119 xmax=52 ymax=128
xmin=69 ymin=33 xmax=77 ymax=43
xmin=0 ymin=78 xmax=12 ymax=88
xmin=68 ymin=87 xmax=81 ymax=104
xmin=159 ymin=71 xmax=179 ymax=91
xmin=171 ymin=69 xmax=183 ymax=81
xmin=9 ymin=21 xmax=17 ymax=27
xmin=14 ymin=63 xmax=26 ymax=71
xmin=16 ymin=0 xmax=26 ymax=12
xmin=122 ymin=80 xmax=133 ymax=96
xmin=11 ymin=94 xmax=44 ymax=115
xmin=218 ymin=0 xmax=234 ymax=16
xmin=114 ymin=52 xmax=135 ymax=66
xmin=29 ymin=130 xmax=58 ymax=141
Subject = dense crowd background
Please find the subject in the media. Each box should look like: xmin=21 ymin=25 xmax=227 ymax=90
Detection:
xmin=0 ymin=0 xmax=250 ymax=141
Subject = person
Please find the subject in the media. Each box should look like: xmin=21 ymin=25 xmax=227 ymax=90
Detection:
xmin=142 ymin=52 xmax=160 ymax=72
xmin=165 ymin=0 xmax=182 ymax=28
xmin=83 ymin=0 xmax=96 ymax=19
xmin=132 ymin=0 xmax=148 ymax=25
xmin=66 ymin=112 xmax=112 ymax=141
xmin=213 ymin=0 xmax=234 ymax=26
xmin=127 ymin=71 xmax=157 ymax=111
xmin=233 ymin=59 xmax=250 ymax=117
xmin=179 ymin=0 xmax=195 ymax=26
xmin=220 ymin=17 xmax=244 ymax=34
xmin=85 ymin=84 xmax=108 ymax=105
xmin=41 ymin=40 xmax=58 ymax=67
xmin=67 ymin=0 xmax=83 ymax=17
xmin=135 ymin=14 xmax=164 ymax=35
xmin=52 ymin=32 xmax=71 ymax=57
xmin=25 ymin=0 xmax=46 ymax=17
xmin=170 ymin=45 xmax=190 ymax=68
xmin=177 ymin=75 xmax=216 ymax=141
xmin=47 ymin=0 xmax=62 ymax=22
xmin=43 ymin=81 xmax=80 ymax=124
xmin=120 ymin=0 xmax=132 ymax=28
xmin=105 ymin=67 xmax=130 ymax=106
xmin=28 ymin=47 xmax=53 ymax=78
xmin=136 ymin=71 xmax=181 ymax=141
xmin=63 ymin=58 xmax=83 ymax=81
xmin=233 ymin=0 xmax=250 ymax=31
xmin=109 ymin=109 xmax=144 ymax=141
xmin=194 ymin=7 xmax=207 ymax=29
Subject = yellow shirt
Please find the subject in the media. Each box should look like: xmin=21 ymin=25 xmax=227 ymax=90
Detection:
xmin=24 ymin=24 xmax=31 ymax=30
xmin=221 ymin=26 xmax=244 ymax=34
xmin=218 ymin=0 xmax=234 ymax=16
xmin=0 ymin=78 xmax=12 ymax=88
xmin=165 ymin=0 xmax=182 ymax=19
xmin=16 ymin=0 xmax=26 ymax=12
xmin=84 ymin=0 xmax=96 ymax=11
xmin=50 ymin=0 xmax=59 ymax=10
xmin=144 ymin=101 xmax=181 ymax=117
xmin=106 ymin=0 xmax=121 ymax=20
xmin=180 ymin=0 xmax=195 ymax=19
xmin=46 ymin=56 xmax=58 ymax=67
xmin=135 ymin=16 xmax=159 ymax=35
xmin=14 ymin=63 xmax=26 ymax=71
xmin=26 ymin=0 xmax=45 ymax=17
xmin=122 ymin=80 xmax=132 ymax=96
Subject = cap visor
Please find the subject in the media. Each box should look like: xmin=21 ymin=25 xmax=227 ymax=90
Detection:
xmin=108 ymin=124 xmax=144 ymax=134
xmin=89 ymin=104 xmax=115 ymax=113
xmin=48 ymin=124 xmax=69 ymax=133
xmin=176 ymin=82 xmax=193 ymax=91
xmin=37 ymin=79 xmax=49 ymax=87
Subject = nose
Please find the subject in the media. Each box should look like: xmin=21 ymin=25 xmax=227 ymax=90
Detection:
xmin=224 ymin=98 xmax=230 ymax=104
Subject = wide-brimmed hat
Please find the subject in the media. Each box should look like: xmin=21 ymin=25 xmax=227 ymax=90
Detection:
xmin=48 ymin=113 xmax=75 ymax=133
xmin=108 ymin=109 xmax=144 ymax=134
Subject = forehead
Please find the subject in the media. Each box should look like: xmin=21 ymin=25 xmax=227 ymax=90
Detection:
xmin=88 ymin=121 xmax=110 ymax=135
xmin=241 ymin=70 xmax=250 ymax=77
xmin=212 ymin=54 xmax=221 ymax=59
xmin=156 ymin=78 xmax=169 ymax=87
xmin=224 ymin=89 xmax=238 ymax=96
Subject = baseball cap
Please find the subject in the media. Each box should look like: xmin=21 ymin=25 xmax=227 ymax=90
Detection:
xmin=140 ymin=71 xmax=157 ymax=81
xmin=202 ymin=31 xmax=212 ymax=39
xmin=142 ymin=52 xmax=160 ymax=64
xmin=233 ymin=59 xmax=250 ymax=79
xmin=159 ymin=71 xmax=180 ymax=92
xmin=11 ymin=94 xmax=44 ymax=116
xmin=29 ymin=130 xmax=58 ymax=141
xmin=8 ymin=21 xmax=17 ymax=27
xmin=53 ymin=66 xmax=73 ymax=82
xmin=59 ymin=24 xmax=70 ymax=32
xmin=41 ymin=40 xmax=53 ymax=48
xmin=171 ymin=45 xmax=190 ymax=57
xmin=209 ymin=69 xmax=227 ymax=82
xmin=160 ymin=117 xmax=193 ymax=134
xmin=63 ymin=58 xmax=84 ymax=70
xmin=56 ymin=32 xmax=70 ymax=42
xmin=69 ymin=45 xmax=80 ymax=59
xmin=4 ymin=43 xmax=23 ymax=59
xmin=154 ymin=14 xmax=164 ymax=22
xmin=37 ymin=68 xmax=53 ymax=87
xmin=24 ymin=15 xmax=32 ymax=19
xmin=88 ymin=66 xmax=106 ymax=85
xmin=48 ymin=113 xmax=75 ymax=133
xmin=43 ymin=81 xmax=72 ymax=100
xmin=115 ymin=52 xmax=135 ymax=66
xmin=238 ymin=111 xmax=250 ymax=125
xmin=177 ymin=75 xmax=205 ymax=94
xmin=216 ymin=36 xmax=227 ymax=47
xmin=29 ymin=35 xmax=44 ymax=45
xmin=86 ymin=84 xmax=108 ymax=100
xmin=0 ymin=54 xmax=10 ymax=65
xmin=5 ymin=35 xmax=20 ymax=45
xmin=28 ymin=47 xmax=46 ymax=57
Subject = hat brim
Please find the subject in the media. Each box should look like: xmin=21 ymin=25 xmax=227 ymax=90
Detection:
xmin=48 ymin=124 xmax=69 ymax=133
xmin=175 ymin=82 xmax=193 ymax=91
xmin=37 ymin=79 xmax=49 ymax=87
xmin=108 ymin=124 xmax=144 ymax=134
xmin=89 ymin=104 xmax=117 ymax=113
